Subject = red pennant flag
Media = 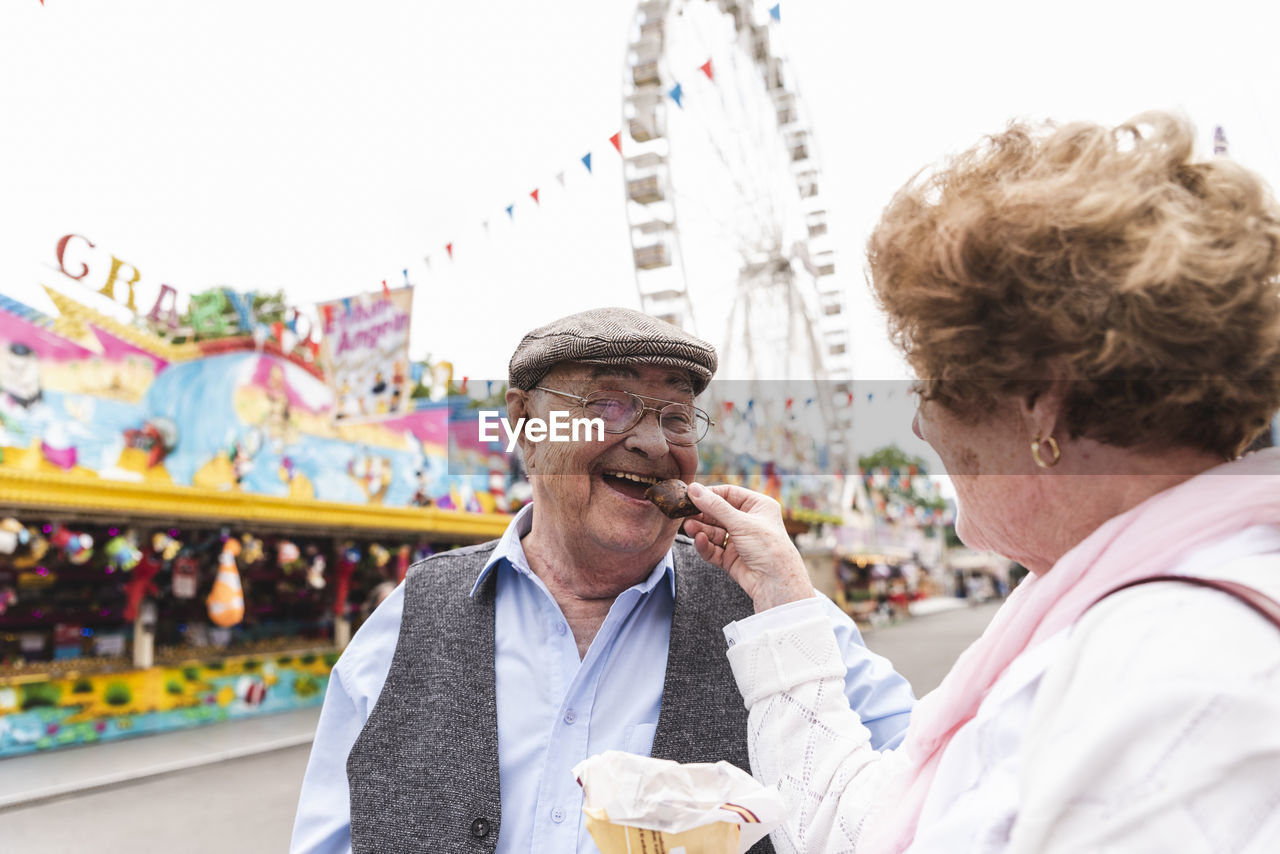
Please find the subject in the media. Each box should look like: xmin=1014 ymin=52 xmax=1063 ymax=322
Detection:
xmin=530 ymin=189 xmax=540 ymax=205
xmin=699 ymin=59 xmax=714 ymax=81
xmin=381 ymin=279 xmax=390 ymax=297
xmin=321 ymin=304 xmax=335 ymax=327
xmin=446 ymin=242 xmax=454 ymax=260
xmin=609 ymin=132 xmax=622 ymax=155
xmin=272 ymin=321 xmax=284 ymax=343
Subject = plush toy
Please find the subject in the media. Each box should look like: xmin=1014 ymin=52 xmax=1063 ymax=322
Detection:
xmin=332 ymin=545 xmax=360 ymax=617
xmin=122 ymin=550 xmax=161 ymax=622
xmin=207 ymin=539 xmax=245 ymax=627
xmin=395 ymin=545 xmax=412 ymax=584
xmin=152 ymin=532 xmax=182 ymax=561
xmin=239 ymin=534 xmax=264 ymax=565
xmin=48 ymin=524 xmax=94 ymax=564
xmin=0 ymin=518 xmax=27 ymax=555
xmin=104 ymin=532 xmax=142 ymax=571
xmin=306 ymin=553 xmax=327 ymax=589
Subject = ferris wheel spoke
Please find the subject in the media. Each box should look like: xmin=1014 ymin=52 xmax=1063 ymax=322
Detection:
xmin=624 ymin=0 xmax=853 ymax=474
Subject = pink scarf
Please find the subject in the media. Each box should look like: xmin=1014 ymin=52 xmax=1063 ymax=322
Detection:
xmin=863 ymin=448 xmax=1280 ymax=853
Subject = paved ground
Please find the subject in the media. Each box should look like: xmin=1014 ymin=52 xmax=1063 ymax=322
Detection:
xmin=0 ymin=601 xmax=1001 ymax=853
xmin=865 ymin=600 xmax=1001 ymax=696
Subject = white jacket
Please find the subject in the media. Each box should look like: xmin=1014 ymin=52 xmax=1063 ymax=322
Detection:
xmin=726 ymin=527 xmax=1280 ymax=853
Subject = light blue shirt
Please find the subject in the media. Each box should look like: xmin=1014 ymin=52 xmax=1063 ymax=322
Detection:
xmin=290 ymin=505 xmax=915 ymax=854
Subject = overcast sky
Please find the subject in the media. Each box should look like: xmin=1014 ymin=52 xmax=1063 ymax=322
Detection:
xmin=3 ymin=0 xmax=1277 ymax=467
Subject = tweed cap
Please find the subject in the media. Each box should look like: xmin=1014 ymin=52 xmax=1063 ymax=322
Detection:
xmin=508 ymin=307 xmax=717 ymax=393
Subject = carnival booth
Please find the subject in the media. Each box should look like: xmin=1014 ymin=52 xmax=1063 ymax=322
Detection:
xmin=0 ymin=289 xmax=517 ymax=758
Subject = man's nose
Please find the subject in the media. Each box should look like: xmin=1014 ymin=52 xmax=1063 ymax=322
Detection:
xmin=622 ymin=408 xmax=670 ymax=456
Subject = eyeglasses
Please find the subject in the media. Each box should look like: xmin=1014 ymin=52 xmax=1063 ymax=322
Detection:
xmin=534 ymin=387 xmax=715 ymax=445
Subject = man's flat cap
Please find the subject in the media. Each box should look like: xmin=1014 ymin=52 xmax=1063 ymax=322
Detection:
xmin=508 ymin=307 xmax=717 ymax=393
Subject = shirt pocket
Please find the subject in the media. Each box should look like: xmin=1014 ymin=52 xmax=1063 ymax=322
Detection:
xmin=623 ymin=722 xmax=658 ymax=756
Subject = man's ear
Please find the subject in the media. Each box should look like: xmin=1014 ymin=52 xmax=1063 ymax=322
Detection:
xmin=505 ymin=388 xmax=537 ymax=468
xmin=505 ymin=387 xmax=528 ymax=421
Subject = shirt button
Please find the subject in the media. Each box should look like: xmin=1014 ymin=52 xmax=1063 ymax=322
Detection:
xmin=556 ymin=622 xmax=567 ymax=635
xmin=551 ymin=807 xmax=566 ymax=823
xmin=470 ymin=817 xmax=490 ymax=838
xmin=563 ymin=708 xmax=577 ymax=725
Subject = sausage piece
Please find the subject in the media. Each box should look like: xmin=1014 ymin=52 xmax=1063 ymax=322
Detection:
xmin=645 ymin=479 xmax=700 ymax=518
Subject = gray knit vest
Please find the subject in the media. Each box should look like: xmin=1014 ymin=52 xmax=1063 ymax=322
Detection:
xmin=346 ymin=535 xmax=775 ymax=854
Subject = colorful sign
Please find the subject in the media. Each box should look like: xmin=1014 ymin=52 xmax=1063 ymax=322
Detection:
xmin=316 ymin=288 xmax=414 ymax=421
xmin=0 ymin=291 xmax=515 ymax=513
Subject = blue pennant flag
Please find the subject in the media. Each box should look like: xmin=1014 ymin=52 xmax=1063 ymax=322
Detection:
xmin=770 ymin=3 xmax=781 ymax=21
xmin=668 ymin=82 xmax=683 ymax=108
xmin=505 ymin=204 xmax=515 ymax=220
xmin=581 ymin=152 xmax=592 ymax=173
xmin=341 ymin=297 xmax=353 ymax=316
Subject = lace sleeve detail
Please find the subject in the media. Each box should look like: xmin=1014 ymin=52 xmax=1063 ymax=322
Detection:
xmin=728 ymin=616 xmax=912 ymax=853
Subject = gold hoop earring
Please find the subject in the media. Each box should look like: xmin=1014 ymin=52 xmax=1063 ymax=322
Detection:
xmin=1031 ymin=434 xmax=1061 ymax=468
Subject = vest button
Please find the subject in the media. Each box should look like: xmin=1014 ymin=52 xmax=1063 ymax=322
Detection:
xmin=470 ymin=817 xmax=491 ymax=838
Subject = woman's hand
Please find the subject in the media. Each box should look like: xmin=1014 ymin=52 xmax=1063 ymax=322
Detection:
xmin=685 ymin=482 xmax=815 ymax=613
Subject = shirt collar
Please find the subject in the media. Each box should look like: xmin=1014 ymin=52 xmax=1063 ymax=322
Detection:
xmin=470 ymin=503 xmax=677 ymax=597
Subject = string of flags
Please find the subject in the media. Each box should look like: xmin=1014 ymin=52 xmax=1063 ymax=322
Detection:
xmin=414 ymin=4 xmax=784 ymax=277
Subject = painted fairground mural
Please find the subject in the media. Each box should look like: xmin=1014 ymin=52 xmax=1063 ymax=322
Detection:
xmin=0 ymin=281 xmax=519 ymax=757
xmin=0 ymin=290 xmax=517 ymax=512
xmin=0 ymin=650 xmax=334 ymax=758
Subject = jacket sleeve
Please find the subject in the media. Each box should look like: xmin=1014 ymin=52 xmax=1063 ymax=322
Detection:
xmin=727 ymin=614 xmax=913 ymax=854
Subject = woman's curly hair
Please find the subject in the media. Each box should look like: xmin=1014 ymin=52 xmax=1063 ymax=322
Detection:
xmin=868 ymin=112 xmax=1280 ymax=457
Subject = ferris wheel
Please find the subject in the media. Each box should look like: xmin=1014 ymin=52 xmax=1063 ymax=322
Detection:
xmin=621 ymin=0 xmax=852 ymax=465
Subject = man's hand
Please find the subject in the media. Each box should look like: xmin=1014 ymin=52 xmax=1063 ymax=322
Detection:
xmin=685 ymin=482 xmax=815 ymax=613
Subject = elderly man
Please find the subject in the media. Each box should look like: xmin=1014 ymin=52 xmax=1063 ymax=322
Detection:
xmin=291 ymin=307 xmax=914 ymax=854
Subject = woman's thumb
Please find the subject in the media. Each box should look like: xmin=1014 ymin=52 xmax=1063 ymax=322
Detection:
xmin=687 ymin=482 xmax=730 ymax=521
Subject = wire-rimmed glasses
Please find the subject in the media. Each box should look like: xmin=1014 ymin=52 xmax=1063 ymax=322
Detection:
xmin=534 ymin=387 xmax=714 ymax=445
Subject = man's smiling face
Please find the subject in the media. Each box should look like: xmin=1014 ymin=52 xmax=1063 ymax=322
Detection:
xmin=520 ymin=362 xmax=701 ymax=562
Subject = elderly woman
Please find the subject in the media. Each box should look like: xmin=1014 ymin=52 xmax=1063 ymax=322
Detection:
xmin=684 ymin=112 xmax=1280 ymax=853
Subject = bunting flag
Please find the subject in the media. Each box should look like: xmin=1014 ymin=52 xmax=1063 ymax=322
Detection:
xmin=341 ymin=297 xmax=353 ymax=316
xmin=401 ymin=268 xmax=409 ymax=286
xmin=272 ymin=321 xmax=284 ymax=343
xmin=770 ymin=3 xmax=781 ymax=22
xmin=400 ymin=38 xmax=798 ymax=276
xmin=381 ymin=280 xmax=391 ymax=297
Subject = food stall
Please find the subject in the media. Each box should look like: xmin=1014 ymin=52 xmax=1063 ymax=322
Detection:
xmin=0 ymin=289 xmax=517 ymax=757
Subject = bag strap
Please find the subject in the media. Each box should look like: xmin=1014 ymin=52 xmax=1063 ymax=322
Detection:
xmin=1092 ymin=575 xmax=1280 ymax=631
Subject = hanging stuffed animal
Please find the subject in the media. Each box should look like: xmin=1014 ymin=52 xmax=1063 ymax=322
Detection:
xmin=206 ymin=538 xmax=245 ymax=627
xmin=332 ymin=544 xmax=360 ymax=617
xmin=48 ymin=524 xmax=94 ymax=565
xmin=306 ymin=553 xmax=327 ymax=589
xmin=394 ymin=545 xmax=412 ymax=584
xmin=104 ymin=531 xmax=142 ymax=571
